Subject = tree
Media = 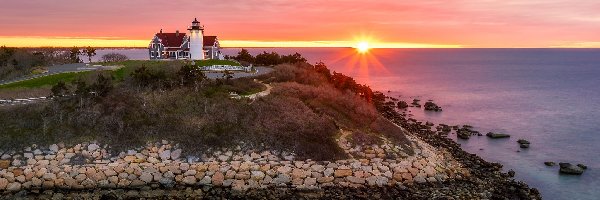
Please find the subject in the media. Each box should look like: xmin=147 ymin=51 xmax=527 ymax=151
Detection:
xmin=313 ymin=61 xmax=331 ymax=80
xmin=255 ymin=51 xmax=280 ymax=66
xmin=82 ymin=46 xmax=97 ymax=63
xmin=281 ymin=52 xmax=307 ymax=64
xmin=177 ymin=64 xmax=206 ymax=91
xmin=235 ymin=49 xmax=254 ymax=64
xmin=0 ymin=46 xmax=16 ymax=66
xmin=69 ymin=47 xmax=82 ymax=63
xmin=101 ymin=53 xmax=128 ymax=62
xmin=131 ymin=65 xmax=153 ymax=88
xmin=51 ymin=81 xmax=69 ymax=97
xmin=91 ymin=74 xmax=113 ymax=97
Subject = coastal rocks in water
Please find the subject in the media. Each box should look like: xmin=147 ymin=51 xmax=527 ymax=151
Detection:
xmin=397 ymin=101 xmax=409 ymax=109
xmin=411 ymin=99 xmax=421 ymax=107
xmin=424 ymin=101 xmax=442 ymax=112
xmin=559 ymin=163 xmax=585 ymax=175
xmin=577 ymin=164 xmax=588 ymax=170
xmin=508 ymin=170 xmax=516 ymax=177
xmin=457 ymin=130 xmax=471 ymax=140
xmin=456 ymin=127 xmax=477 ymax=140
xmin=517 ymin=139 xmax=530 ymax=148
xmin=486 ymin=132 xmax=510 ymax=138
xmin=544 ymin=162 xmax=556 ymax=166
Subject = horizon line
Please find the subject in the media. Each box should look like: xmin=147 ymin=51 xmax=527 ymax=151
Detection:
xmin=1 ymin=36 xmax=599 ymax=48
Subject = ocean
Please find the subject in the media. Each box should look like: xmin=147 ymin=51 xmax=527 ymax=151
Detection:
xmin=91 ymin=48 xmax=600 ymax=200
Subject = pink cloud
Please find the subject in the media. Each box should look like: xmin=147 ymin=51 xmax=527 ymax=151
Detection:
xmin=0 ymin=0 xmax=598 ymax=47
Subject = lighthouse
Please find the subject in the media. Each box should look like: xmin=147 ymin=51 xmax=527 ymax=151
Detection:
xmin=188 ymin=18 xmax=205 ymax=60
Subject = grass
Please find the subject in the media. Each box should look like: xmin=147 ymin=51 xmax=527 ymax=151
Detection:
xmin=0 ymin=72 xmax=90 ymax=90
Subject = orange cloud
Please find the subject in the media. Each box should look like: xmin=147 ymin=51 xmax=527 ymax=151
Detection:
xmin=0 ymin=0 xmax=599 ymax=47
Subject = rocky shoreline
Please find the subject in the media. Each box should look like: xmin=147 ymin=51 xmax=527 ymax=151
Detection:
xmin=0 ymin=100 xmax=542 ymax=199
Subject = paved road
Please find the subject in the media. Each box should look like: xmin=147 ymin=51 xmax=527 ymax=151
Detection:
xmin=204 ymin=67 xmax=273 ymax=79
xmin=0 ymin=63 xmax=91 ymax=86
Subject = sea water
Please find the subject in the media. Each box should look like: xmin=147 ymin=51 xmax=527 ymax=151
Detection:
xmin=93 ymin=48 xmax=600 ymax=200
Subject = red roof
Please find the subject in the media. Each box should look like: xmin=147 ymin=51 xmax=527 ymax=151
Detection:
xmin=204 ymin=36 xmax=217 ymax=46
xmin=155 ymin=32 xmax=218 ymax=48
xmin=156 ymin=33 xmax=186 ymax=47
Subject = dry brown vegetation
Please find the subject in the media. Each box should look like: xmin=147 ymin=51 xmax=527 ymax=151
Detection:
xmin=0 ymin=61 xmax=411 ymax=161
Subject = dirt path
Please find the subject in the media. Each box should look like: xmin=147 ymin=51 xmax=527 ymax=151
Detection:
xmin=336 ymin=129 xmax=355 ymax=159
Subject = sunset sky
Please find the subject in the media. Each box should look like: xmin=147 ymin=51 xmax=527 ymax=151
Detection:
xmin=0 ymin=0 xmax=599 ymax=48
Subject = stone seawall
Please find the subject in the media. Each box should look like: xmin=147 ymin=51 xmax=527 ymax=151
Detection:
xmin=0 ymin=135 xmax=468 ymax=195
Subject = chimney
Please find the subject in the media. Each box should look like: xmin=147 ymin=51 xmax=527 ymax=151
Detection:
xmin=176 ymin=30 xmax=180 ymax=37
xmin=160 ymin=29 xmax=163 ymax=34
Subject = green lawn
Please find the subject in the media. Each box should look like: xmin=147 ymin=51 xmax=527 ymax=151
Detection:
xmin=0 ymin=60 xmax=241 ymax=90
xmin=194 ymin=59 xmax=241 ymax=67
xmin=0 ymin=72 xmax=90 ymax=90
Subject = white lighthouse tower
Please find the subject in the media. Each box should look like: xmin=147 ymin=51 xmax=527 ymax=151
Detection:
xmin=188 ymin=18 xmax=205 ymax=60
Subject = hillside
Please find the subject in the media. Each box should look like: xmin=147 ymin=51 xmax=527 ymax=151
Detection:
xmin=0 ymin=60 xmax=539 ymax=199
xmin=0 ymin=61 xmax=413 ymax=161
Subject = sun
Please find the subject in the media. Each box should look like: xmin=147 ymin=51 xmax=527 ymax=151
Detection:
xmin=356 ymin=41 xmax=370 ymax=53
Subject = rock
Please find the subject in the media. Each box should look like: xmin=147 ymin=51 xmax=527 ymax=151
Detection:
xmin=218 ymin=155 xmax=229 ymax=162
xmin=519 ymin=143 xmax=530 ymax=148
xmin=544 ymin=162 xmax=556 ymax=166
xmin=346 ymin=176 xmax=365 ymax=184
xmin=277 ymin=166 xmax=292 ymax=174
xmin=291 ymin=168 xmax=306 ymax=179
xmin=304 ymin=177 xmax=317 ymax=186
xmin=486 ymin=132 xmax=510 ymax=138
xmin=577 ymin=164 xmax=588 ymax=170
xmin=272 ymin=174 xmax=291 ymax=184
xmin=199 ymin=176 xmax=212 ymax=185
xmin=0 ymin=178 xmax=8 ymax=190
xmin=334 ymin=169 xmax=353 ymax=177
xmin=184 ymin=170 xmax=196 ymax=176
xmin=49 ymin=144 xmax=59 ymax=153
xmin=139 ymin=172 xmax=153 ymax=183
xmin=323 ymin=168 xmax=334 ymax=177
xmin=317 ymin=176 xmax=334 ymax=183
xmin=508 ymin=170 xmax=515 ymax=177
xmin=414 ymin=176 xmax=427 ymax=184
xmin=250 ymin=171 xmax=265 ymax=180
xmin=88 ymin=143 xmax=100 ymax=151
xmin=397 ymin=101 xmax=408 ymax=109
xmin=517 ymin=139 xmax=530 ymax=144
xmin=559 ymin=163 xmax=585 ymax=175
xmin=23 ymin=153 xmax=34 ymax=159
xmin=43 ymin=173 xmax=57 ymax=180
xmin=6 ymin=182 xmax=21 ymax=191
xmin=182 ymin=176 xmax=196 ymax=185
xmin=235 ymin=171 xmax=251 ymax=180
xmin=311 ymin=164 xmax=325 ymax=172
xmin=457 ymin=130 xmax=471 ymax=140
xmin=11 ymin=159 xmax=22 ymax=167
xmin=424 ymin=101 xmax=442 ymax=111
xmin=159 ymin=178 xmax=174 ymax=188
xmin=211 ymin=172 xmax=224 ymax=185
xmin=159 ymin=150 xmax=171 ymax=161
xmin=0 ymin=160 xmax=10 ymax=169
xmin=170 ymin=149 xmax=182 ymax=160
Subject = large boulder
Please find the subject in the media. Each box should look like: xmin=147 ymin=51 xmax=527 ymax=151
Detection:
xmin=397 ymin=101 xmax=409 ymax=109
xmin=517 ymin=139 xmax=530 ymax=148
xmin=559 ymin=163 xmax=585 ymax=175
xmin=486 ymin=132 xmax=510 ymax=138
xmin=424 ymin=101 xmax=442 ymax=111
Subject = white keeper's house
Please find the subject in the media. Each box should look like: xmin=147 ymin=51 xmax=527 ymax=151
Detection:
xmin=148 ymin=18 xmax=224 ymax=60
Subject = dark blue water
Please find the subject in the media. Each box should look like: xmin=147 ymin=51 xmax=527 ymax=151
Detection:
xmin=95 ymin=48 xmax=600 ymax=199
